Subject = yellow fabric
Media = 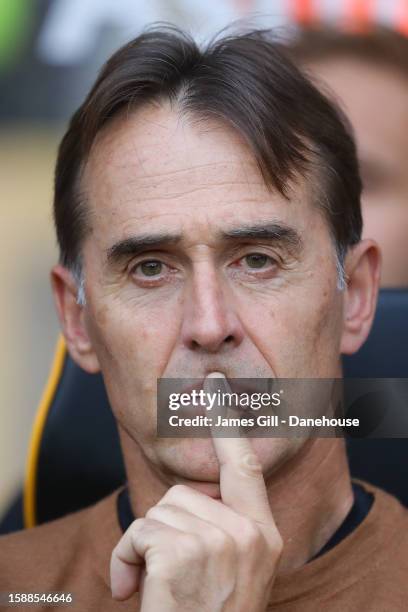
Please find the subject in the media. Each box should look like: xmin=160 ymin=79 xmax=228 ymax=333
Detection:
xmin=23 ymin=335 xmax=67 ymax=528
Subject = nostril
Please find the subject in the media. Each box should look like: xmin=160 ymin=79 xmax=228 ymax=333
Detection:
xmin=224 ymin=335 xmax=234 ymax=343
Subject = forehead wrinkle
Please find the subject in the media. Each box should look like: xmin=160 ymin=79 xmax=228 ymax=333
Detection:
xmin=82 ymin=106 xmax=318 ymax=249
xmin=110 ymin=159 xmax=250 ymax=179
xmin=88 ymin=163 xmax=275 ymax=216
xmin=100 ymin=161 xmax=264 ymax=198
xmin=86 ymin=106 xmax=267 ymax=190
xmin=85 ymin=175 xmax=310 ymax=243
xmin=87 ymin=150 xmax=267 ymax=211
xmin=118 ymin=183 xmax=269 ymax=204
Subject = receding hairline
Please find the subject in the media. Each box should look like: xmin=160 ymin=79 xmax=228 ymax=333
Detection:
xmin=71 ymin=99 xmax=322 ymax=247
xmin=53 ymin=26 xmax=362 ymax=274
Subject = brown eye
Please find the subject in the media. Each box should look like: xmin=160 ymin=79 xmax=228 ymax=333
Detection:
xmin=138 ymin=260 xmax=163 ymax=276
xmin=245 ymin=253 xmax=269 ymax=268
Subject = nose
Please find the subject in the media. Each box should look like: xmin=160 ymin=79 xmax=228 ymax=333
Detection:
xmin=180 ymin=264 xmax=244 ymax=353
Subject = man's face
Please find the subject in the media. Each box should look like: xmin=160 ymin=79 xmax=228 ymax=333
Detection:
xmin=305 ymin=56 xmax=408 ymax=287
xmin=78 ymin=104 xmax=345 ymax=490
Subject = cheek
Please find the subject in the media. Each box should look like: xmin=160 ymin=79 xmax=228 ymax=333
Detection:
xmin=236 ymin=281 xmax=342 ymax=377
xmin=90 ymin=295 xmax=180 ymax=369
xmin=282 ymin=297 xmax=341 ymax=376
xmin=311 ymin=290 xmax=343 ymax=369
xmin=85 ymin=329 xmax=158 ymax=440
xmin=84 ymin=297 xmax=182 ymax=429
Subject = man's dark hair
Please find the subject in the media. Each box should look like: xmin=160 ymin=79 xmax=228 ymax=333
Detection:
xmin=54 ymin=26 xmax=362 ymax=278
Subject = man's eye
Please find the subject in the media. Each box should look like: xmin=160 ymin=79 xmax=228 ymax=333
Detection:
xmin=244 ymin=253 xmax=271 ymax=269
xmin=136 ymin=260 xmax=163 ymax=277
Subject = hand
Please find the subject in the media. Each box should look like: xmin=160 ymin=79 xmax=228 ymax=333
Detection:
xmin=110 ymin=373 xmax=283 ymax=611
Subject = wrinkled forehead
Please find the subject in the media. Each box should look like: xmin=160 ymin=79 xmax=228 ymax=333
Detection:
xmin=81 ymin=103 xmax=317 ymax=242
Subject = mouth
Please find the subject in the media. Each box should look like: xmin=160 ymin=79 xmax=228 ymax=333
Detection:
xmin=182 ymin=377 xmax=274 ymax=415
xmin=174 ymin=376 xmax=273 ymax=399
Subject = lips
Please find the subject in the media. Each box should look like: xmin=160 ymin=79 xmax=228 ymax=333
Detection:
xmin=174 ymin=376 xmax=272 ymax=398
xmin=162 ymin=375 xmax=274 ymax=416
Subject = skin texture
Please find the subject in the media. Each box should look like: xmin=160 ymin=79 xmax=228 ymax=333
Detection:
xmin=52 ymin=103 xmax=380 ymax=609
xmin=110 ymin=373 xmax=283 ymax=610
xmin=304 ymin=56 xmax=408 ymax=288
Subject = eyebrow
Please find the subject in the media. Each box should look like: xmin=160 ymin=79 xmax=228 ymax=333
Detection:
xmin=106 ymin=233 xmax=182 ymax=265
xmin=221 ymin=223 xmax=302 ymax=249
xmin=106 ymin=222 xmax=302 ymax=265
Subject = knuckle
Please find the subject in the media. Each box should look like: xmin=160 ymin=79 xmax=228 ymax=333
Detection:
xmin=178 ymin=533 xmax=205 ymax=564
xmin=237 ymin=518 xmax=262 ymax=551
xmin=130 ymin=517 xmax=145 ymax=531
xmin=145 ymin=504 xmax=161 ymax=520
xmin=272 ymin=533 xmax=284 ymax=558
xmin=161 ymin=483 xmax=188 ymax=504
xmin=145 ymin=502 xmax=175 ymax=521
xmin=264 ymin=532 xmax=284 ymax=568
xmin=171 ymin=483 xmax=189 ymax=496
xmin=233 ymin=453 xmax=263 ymax=478
xmin=209 ymin=528 xmax=234 ymax=557
xmin=129 ymin=518 xmax=146 ymax=541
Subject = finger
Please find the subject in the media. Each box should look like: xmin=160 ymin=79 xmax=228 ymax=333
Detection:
xmin=158 ymin=484 xmax=243 ymax=536
xmin=110 ymin=522 xmax=143 ymax=601
xmin=110 ymin=518 xmax=182 ymax=600
xmin=147 ymin=499 xmax=235 ymax=547
xmin=204 ymin=372 xmax=273 ymax=525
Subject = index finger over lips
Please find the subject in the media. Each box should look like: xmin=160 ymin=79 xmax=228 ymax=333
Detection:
xmin=204 ymin=372 xmax=276 ymax=526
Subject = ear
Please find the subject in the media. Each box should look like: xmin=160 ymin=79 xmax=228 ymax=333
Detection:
xmin=51 ymin=264 xmax=100 ymax=373
xmin=340 ymin=239 xmax=381 ymax=355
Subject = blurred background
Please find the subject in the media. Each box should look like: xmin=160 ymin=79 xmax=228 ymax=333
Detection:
xmin=1 ymin=0 xmax=408 ymax=519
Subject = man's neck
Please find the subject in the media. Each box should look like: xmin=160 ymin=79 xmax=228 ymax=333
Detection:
xmin=263 ymin=438 xmax=353 ymax=570
xmin=121 ymin=433 xmax=353 ymax=573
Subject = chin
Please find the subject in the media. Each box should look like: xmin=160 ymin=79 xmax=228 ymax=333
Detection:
xmin=156 ymin=437 xmax=222 ymax=482
xmin=154 ymin=436 xmax=297 ymax=485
